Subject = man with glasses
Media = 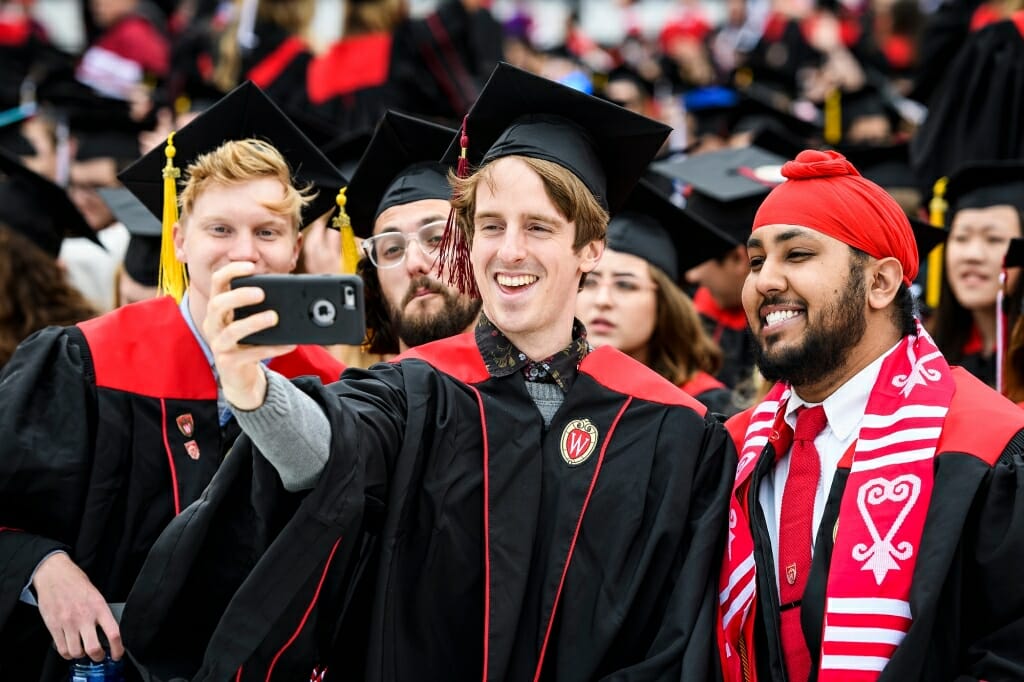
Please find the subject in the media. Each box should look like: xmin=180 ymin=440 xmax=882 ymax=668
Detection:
xmin=348 ymin=111 xmax=481 ymax=356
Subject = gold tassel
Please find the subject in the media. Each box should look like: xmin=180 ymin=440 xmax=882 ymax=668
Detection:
xmin=824 ymin=88 xmax=842 ymax=145
xmin=332 ymin=187 xmax=359 ymax=274
xmin=159 ymin=132 xmax=188 ymax=302
xmin=926 ymin=176 xmax=948 ymax=310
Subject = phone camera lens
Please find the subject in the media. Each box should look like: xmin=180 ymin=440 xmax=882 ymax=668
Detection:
xmin=309 ymin=299 xmax=337 ymax=327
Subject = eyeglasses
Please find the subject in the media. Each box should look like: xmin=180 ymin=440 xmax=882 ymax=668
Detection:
xmin=361 ymin=220 xmax=447 ymax=269
xmin=580 ymin=273 xmax=658 ymax=295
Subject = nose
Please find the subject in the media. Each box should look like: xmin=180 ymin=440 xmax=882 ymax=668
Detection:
xmin=684 ymin=262 xmax=705 ymax=286
xmin=404 ymin=237 xmax=435 ymax=276
xmin=592 ymin=279 xmax=614 ymax=306
xmin=496 ymin=225 xmax=527 ymax=263
xmin=229 ymin=231 xmax=260 ymax=262
xmin=753 ymin=254 xmax=785 ymax=297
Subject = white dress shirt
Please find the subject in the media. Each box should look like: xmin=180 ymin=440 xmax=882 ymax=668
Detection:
xmin=758 ymin=341 xmax=901 ymax=590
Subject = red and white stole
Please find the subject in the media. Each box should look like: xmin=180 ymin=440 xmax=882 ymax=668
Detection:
xmin=717 ymin=327 xmax=955 ymax=681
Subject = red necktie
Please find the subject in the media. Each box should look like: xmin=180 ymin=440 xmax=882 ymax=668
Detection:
xmin=778 ymin=404 xmax=828 ymax=682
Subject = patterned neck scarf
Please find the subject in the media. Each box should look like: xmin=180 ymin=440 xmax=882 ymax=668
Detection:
xmin=717 ymin=323 xmax=955 ymax=681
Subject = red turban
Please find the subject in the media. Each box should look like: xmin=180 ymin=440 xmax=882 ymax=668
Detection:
xmin=752 ymin=149 xmax=919 ymax=285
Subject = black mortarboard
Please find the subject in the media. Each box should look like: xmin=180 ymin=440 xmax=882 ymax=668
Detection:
xmin=0 ymin=145 xmax=100 ymax=257
xmin=1005 ymin=238 xmax=1024 ymax=269
xmin=838 ymin=142 xmax=913 ymax=183
xmin=345 ymin=112 xmax=456 ymax=238
xmin=118 ymin=81 xmax=347 ymax=228
xmin=322 ymin=127 xmax=374 ymax=185
xmin=731 ymin=84 xmax=824 ymax=148
xmin=651 ymin=146 xmax=786 ymax=244
xmin=608 ymin=178 xmax=739 ymax=281
xmin=98 ymin=187 xmax=162 ymax=287
xmin=443 ymin=62 xmax=671 ymax=214
xmin=943 ymin=161 xmax=1024 ymax=225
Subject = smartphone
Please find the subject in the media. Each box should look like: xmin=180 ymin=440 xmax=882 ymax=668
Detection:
xmin=230 ymin=274 xmax=366 ymax=346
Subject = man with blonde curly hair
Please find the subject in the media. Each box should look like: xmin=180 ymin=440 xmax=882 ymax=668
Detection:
xmin=0 ymin=83 xmax=345 ymax=680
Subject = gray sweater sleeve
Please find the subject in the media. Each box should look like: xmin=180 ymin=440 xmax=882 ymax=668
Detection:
xmin=232 ymin=368 xmax=330 ymax=491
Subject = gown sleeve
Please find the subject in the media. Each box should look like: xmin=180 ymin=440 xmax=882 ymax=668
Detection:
xmin=0 ymin=326 xmax=96 ymax=626
xmin=957 ymin=429 xmax=1024 ymax=680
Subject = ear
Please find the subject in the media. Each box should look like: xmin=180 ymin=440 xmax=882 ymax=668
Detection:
xmin=867 ymin=256 xmax=903 ymax=311
xmin=578 ymin=239 xmax=605 ymax=274
xmin=290 ymin=228 xmax=303 ymax=272
xmin=172 ymin=221 xmax=186 ymax=262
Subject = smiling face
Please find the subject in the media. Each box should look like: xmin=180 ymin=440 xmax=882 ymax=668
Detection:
xmin=371 ymin=198 xmax=480 ymax=351
xmin=743 ymin=224 xmax=871 ymax=390
xmin=576 ymin=248 xmax=658 ymax=363
xmin=946 ymin=204 xmax=1022 ymax=312
xmin=469 ymin=156 xmax=603 ymax=359
xmin=174 ymin=177 xmax=301 ymax=315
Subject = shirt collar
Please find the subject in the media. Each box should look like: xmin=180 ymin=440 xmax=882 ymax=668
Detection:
xmin=474 ymin=314 xmax=589 ymax=394
xmin=180 ymin=291 xmax=215 ymax=369
xmin=784 ymin=339 xmax=902 ymax=441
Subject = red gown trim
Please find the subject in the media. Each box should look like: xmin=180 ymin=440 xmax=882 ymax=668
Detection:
xmin=247 ymin=36 xmax=308 ymax=90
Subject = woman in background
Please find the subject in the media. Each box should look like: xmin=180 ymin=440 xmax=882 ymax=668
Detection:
xmin=576 ymin=179 xmax=740 ymax=416
xmin=929 ymin=161 xmax=1024 ymax=387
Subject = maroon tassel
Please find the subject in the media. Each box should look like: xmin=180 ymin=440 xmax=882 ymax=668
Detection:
xmin=438 ymin=115 xmax=479 ymax=298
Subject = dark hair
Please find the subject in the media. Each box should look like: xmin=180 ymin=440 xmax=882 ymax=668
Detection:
xmin=0 ymin=225 xmax=98 ymax=368
xmin=849 ymin=246 xmax=917 ymax=338
xmin=357 ymin=255 xmax=399 ymax=355
xmin=929 ymin=260 xmax=1022 ymax=364
xmin=646 ymin=266 xmax=723 ymax=384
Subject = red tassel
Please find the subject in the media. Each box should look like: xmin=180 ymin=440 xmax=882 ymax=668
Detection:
xmin=438 ymin=115 xmax=479 ymax=298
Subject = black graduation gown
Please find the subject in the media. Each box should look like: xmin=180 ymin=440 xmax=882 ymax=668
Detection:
xmin=909 ymin=17 xmax=1024 ymax=194
xmin=122 ymin=332 xmax=736 ymax=681
xmin=732 ymin=368 xmax=1024 ymax=681
xmin=0 ymin=296 xmax=342 ymax=682
xmin=387 ymin=0 xmax=504 ymax=122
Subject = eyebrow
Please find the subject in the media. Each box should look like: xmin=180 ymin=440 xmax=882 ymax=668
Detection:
xmin=474 ymin=211 xmax=565 ymax=226
xmin=747 ymin=227 xmax=818 ymax=249
xmin=378 ymin=216 xmax=448 ymax=234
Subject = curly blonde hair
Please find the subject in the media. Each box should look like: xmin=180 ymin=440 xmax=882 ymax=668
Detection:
xmin=178 ymin=138 xmax=315 ymax=230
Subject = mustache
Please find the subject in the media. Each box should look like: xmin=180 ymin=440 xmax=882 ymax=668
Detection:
xmin=757 ymin=296 xmax=806 ymax=316
xmin=401 ymin=276 xmax=450 ymax=308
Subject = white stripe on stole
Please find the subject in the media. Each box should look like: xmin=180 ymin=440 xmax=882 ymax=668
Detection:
xmin=856 ymin=427 xmax=944 ymax=451
xmin=861 ymin=405 xmax=949 ymax=428
xmin=820 ymin=655 xmax=891 ymax=672
xmin=720 ymin=555 xmax=756 ymax=604
xmin=851 ymin=448 xmax=935 ymax=472
xmin=827 ymin=597 xmax=912 ymax=618
xmin=744 ymin=435 xmax=769 ymax=451
xmin=722 ymin=577 xmax=756 ymax=626
xmin=824 ymin=625 xmax=907 ymax=646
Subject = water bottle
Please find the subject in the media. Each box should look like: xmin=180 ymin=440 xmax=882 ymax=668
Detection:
xmin=69 ymin=655 xmax=124 ymax=682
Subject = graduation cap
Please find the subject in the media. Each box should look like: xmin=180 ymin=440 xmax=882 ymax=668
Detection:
xmin=443 ymin=62 xmax=671 ymax=214
xmin=0 ymin=145 xmax=100 ymax=257
xmin=345 ymin=111 xmax=456 ymax=239
xmin=322 ymin=127 xmax=374 ymax=185
xmin=119 ymin=81 xmax=348 ymax=299
xmin=607 ymin=178 xmax=739 ymax=281
xmin=731 ymin=83 xmax=824 ymax=148
xmin=650 ymin=145 xmax=786 ymax=246
xmin=98 ymin=187 xmax=161 ymax=287
xmin=438 ymin=62 xmax=671 ymax=294
xmin=941 ymin=161 xmax=1024 ymax=226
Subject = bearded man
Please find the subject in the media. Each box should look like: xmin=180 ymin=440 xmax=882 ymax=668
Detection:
xmin=718 ymin=149 xmax=1024 ymax=682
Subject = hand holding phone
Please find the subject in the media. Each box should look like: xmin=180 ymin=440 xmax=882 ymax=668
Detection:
xmin=230 ymin=274 xmax=366 ymax=346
